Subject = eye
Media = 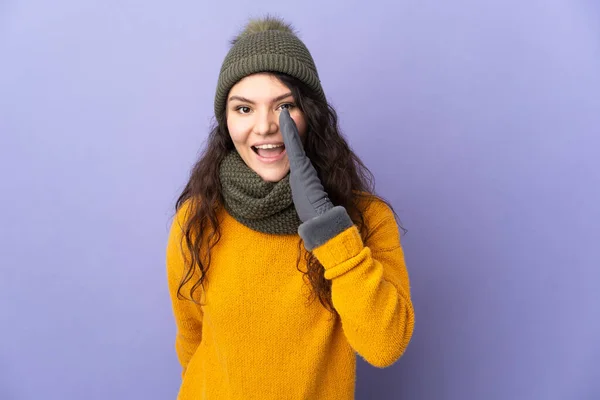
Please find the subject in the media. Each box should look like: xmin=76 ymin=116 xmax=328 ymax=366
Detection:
xmin=236 ymin=106 xmax=251 ymax=114
xmin=278 ymin=103 xmax=295 ymax=111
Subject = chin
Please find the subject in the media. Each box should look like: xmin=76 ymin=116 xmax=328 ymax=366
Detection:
xmin=256 ymin=167 xmax=289 ymax=182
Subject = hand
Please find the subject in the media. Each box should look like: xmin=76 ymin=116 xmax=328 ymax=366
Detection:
xmin=279 ymin=109 xmax=333 ymax=223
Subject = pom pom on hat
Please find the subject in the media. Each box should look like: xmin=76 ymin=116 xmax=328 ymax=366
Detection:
xmin=230 ymin=15 xmax=297 ymax=45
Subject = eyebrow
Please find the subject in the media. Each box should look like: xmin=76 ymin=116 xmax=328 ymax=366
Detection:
xmin=228 ymin=92 xmax=293 ymax=105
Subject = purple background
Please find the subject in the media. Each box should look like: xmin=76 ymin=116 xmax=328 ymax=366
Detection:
xmin=1 ymin=1 xmax=599 ymax=399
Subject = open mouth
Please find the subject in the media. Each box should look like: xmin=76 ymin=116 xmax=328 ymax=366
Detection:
xmin=251 ymin=144 xmax=286 ymax=158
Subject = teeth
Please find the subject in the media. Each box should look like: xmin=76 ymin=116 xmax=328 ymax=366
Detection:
xmin=254 ymin=144 xmax=283 ymax=149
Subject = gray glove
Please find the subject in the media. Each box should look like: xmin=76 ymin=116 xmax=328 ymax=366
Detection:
xmin=280 ymin=109 xmax=355 ymax=251
xmin=279 ymin=109 xmax=333 ymax=222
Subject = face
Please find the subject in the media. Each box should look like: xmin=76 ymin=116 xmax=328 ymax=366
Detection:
xmin=226 ymin=73 xmax=307 ymax=182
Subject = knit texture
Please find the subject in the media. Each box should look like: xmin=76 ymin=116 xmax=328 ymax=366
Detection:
xmin=214 ymin=17 xmax=325 ymax=120
xmin=219 ymin=149 xmax=302 ymax=234
xmin=166 ymin=197 xmax=415 ymax=400
xmin=298 ymin=205 xmax=355 ymax=251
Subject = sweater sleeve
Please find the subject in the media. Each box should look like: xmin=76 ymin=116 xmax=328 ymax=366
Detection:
xmin=166 ymin=204 xmax=204 ymax=378
xmin=310 ymin=200 xmax=415 ymax=368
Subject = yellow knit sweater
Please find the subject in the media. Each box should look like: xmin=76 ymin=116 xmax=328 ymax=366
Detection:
xmin=166 ymin=197 xmax=414 ymax=399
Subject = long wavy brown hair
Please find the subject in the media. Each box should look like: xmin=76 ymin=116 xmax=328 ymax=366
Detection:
xmin=175 ymin=72 xmax=402 ymax=315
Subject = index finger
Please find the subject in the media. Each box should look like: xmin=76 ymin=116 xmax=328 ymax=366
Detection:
xmin=279 ymin=108 xmax=306 ymax=162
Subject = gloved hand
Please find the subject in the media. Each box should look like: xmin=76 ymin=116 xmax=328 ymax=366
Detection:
xmin=280 ymin=109 xmax=355 ymax=251
xmin=279 ymin=108 xmax=333 ymax=223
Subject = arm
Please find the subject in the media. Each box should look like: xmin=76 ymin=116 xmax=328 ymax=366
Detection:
xmin=306 ymin=201 xmax=414 ymax=368
xmin=279 ymin=109 xmax=414 ymax=367
xmin=166 ymin=204 xmax=204 ymax=378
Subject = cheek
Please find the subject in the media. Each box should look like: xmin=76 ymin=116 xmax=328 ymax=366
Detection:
xmin=227 ymin=117 xmax=250 ymax=144
xmin=292 ymin=113 xmax=308 ymax=138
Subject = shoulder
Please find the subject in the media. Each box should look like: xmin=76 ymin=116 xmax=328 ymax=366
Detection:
xmin=168 ymin=197 xmax=202 ymax=244
xmin=169 ymin=196 xmax=225 ymax=247
xmin=355 ymin=192 xmax=396 ymax=225
xmin=170 ymin=199 xmax=190 ymax=234
xmin=354 ymin=192 xmax=402 ymax=248
xmin=166 ymin=197 xmax=203 ymax=273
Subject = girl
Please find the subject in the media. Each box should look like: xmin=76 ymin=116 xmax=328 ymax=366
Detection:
xmin=166 ymin=16 xmax=415 ymax=400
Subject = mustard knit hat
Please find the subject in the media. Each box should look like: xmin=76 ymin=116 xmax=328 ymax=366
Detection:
xmin=214 ymin=16 xmax=325 ymax=120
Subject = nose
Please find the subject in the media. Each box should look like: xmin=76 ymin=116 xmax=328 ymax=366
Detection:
xmin=253 ymin=108 xmax=279 ymax=136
